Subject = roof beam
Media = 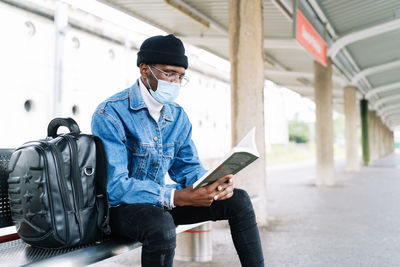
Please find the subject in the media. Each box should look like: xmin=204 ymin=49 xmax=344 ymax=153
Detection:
xmin=378 ymin=103 xmax=400 ymax=116
xmin=373 ymin=94 xmax=400 ymax=110
xmin=264 ymin=69 xmax=347 ymax=86
xmin=180 ymin=36 xmax=300 ymax=70
xmin=351 ymin=59 xmax=400 ymax=85
xmin=388 ymin=119 xmax=400 ymax=127
xmin=264 ymin=38 xmax=302 ymax=50
xmin=98 ymin=0 xmax=175 ymax=34
xmin=328 ymin=17 xmax=400 ymax=58
xmin=271 ymin=0 xmax=293 ymax=21
xmin=365 ymin=82 xmax=400 ymax=99
xmin=383 ymin=110 xmax=400 ymax=119
xmin=181 ymin=36 xmax=303 ymax=50
xmin=180 ymin=36 xmax=226 ymax=46
xmin=307 ymin=0 xmax=337 ymax=38
xmin=386 ymin=116 xmax=400 ymax=129
xmin=279 ymin=85 xmax=313 ymax=95
xmin=267 ymin=84 xmax=344 ymax=100
xmin=307 ymin=0 xmax=368 ymax=94
xmin=385 ymin=113 xmax=400 ymax=120
xmin=165 ymin=0 xmax=227 ymax=34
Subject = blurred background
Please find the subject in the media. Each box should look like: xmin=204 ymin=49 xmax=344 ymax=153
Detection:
xmin=0 ymin=0 xmax=368 ymax=166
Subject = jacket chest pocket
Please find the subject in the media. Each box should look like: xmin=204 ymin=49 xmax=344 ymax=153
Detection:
xmin=126 ymin=141 xmax=149 ymax=178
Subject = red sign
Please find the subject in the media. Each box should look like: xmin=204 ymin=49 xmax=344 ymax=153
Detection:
xmin=296 ymin=9 xmax=327 ymax=66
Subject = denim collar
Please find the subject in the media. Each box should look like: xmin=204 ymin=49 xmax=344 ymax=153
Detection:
xmin=129 ymin=79 xmax=174 ymax=122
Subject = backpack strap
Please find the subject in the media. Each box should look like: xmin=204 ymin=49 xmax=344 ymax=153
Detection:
xmin=93 ymin=136 xmax=111 ymax=235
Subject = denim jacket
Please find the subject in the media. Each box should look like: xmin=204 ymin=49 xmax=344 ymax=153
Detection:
xmin=91 ymin=80 xmax=206 ymax=209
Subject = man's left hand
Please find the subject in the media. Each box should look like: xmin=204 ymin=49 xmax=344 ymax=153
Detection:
xmin=214 ymin=176 xmax=234 ymax=201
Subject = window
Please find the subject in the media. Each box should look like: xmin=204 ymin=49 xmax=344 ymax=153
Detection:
xmin=24 ymin=99 xmax=33 ymax=112
xmin=72 ymin=36 xmax=80 ymax=49
xmin=72 ymin=105 xmax=80 ymax=115
xmin=108 ymin=49 xmax=115 ymax=59
xmin=25 ymin=21 xmax=36 ymax=36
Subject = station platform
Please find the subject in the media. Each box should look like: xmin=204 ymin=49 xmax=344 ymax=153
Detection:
xmin=92 ymin=152 xmax=400 ymax=266
xmin=262 ymin=152 xmax=400 ymax=266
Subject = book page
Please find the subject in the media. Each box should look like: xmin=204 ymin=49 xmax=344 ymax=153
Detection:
xmin=193 ymin=127 xmax=259 ymax=188
xmin=234 ymin=127 xmax=259 ymax=157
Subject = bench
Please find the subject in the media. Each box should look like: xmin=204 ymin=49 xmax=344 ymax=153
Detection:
xmin=0 ymin=149 xmax=210 ymax=266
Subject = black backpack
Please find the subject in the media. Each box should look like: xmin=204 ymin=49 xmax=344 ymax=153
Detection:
xmin=7 ymin=118 xmax=111 ymax=248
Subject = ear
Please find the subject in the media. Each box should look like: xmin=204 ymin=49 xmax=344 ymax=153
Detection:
xmin=139 ymin=63 xmax=150 ymax=79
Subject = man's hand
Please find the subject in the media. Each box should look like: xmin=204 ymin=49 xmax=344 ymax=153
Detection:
xmin=174 ymin=174 xmax=234 ymax=207
xmin=214 ymin=176 xmax=234 ymax=201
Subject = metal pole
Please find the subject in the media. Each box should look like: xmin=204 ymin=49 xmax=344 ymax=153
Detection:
xmin=344 ymin=86 xmax=359 ymax=172
xmin=360 ymin=99 xmax=370 ymax=165
xmin=53 ymin=0 xmax=68 ymax=117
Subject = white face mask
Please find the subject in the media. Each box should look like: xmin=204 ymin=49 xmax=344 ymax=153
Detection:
xmin=147 ymin=68 xmax=181 ymax=104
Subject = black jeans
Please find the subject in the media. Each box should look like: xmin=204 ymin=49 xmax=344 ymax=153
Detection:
xmin=110 ymin=189 xmax=264 ymax=267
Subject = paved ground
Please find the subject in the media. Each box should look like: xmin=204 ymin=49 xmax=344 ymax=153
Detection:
xmin=263 ymin=153 xmax=400 ymax=266
xmin=91 ymin=152 xmax=400 ymax=266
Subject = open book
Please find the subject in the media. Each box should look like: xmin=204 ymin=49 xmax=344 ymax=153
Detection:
xmin=193 ymin=127 xmax=260 ymax=189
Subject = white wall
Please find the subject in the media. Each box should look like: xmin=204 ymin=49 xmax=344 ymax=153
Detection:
xmin=0 ymin=2 xmax=233 ymax=160
xmin=0 ymin=1 xmax=292 ymax=160
xmin=0 ymin=3 xmax=54 ymax=147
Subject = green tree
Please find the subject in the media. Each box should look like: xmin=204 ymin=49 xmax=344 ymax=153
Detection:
xmin=288 ymin=120 xmax=310 ymax=144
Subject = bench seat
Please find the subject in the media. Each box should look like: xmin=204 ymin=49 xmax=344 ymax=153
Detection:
xmin=0 ymin=222 xmax=209 ymax=266
xmin=0 ymin=236 xmax=140 ymax=266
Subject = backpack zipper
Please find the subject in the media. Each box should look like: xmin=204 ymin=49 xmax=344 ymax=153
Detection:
xmin=40 ymin=142 xmax=71 ymax=245
xmin=64 ymin=135 xmax=83 ymax=237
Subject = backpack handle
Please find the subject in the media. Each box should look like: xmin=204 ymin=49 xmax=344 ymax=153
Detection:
xmin=47 ymin=117 xmax=81 ymax=138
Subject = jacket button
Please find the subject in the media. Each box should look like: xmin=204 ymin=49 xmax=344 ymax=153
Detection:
xmin=153 ymin=137 xmax=158 ymax=141
xmin=153 ymin=162 xmax=159 ymax=166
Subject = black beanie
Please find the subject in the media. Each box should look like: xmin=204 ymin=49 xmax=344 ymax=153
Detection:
xmin=137 ymin=34 xmax=188 ymax=69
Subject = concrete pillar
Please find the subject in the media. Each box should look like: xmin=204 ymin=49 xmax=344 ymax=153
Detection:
xmin=360 ymin=99 xmax=369 ymax=165
xmin=385 ymin=124 xmax=388 ymax=155
xmin=344 ymin=86 xmax=359 ymax=172
xmin=381 ymin=121 xmax=386 ymax=157
xmin=314 ymin=59 xmax=334 ymax=186
xmin=384 ymin=123 xmax=393 ymax=156
xmin=376 ymin=115 xmax=381 ymax=158
xmin=383 ymin=124 xmax=386 ymax=156
xmin=382 ymin=123 xmax=386 ymax=157
xmin=390 ymin=129 xmax=395 ymax=153
xmin=379 ymin=118 xmax=383 ymax=156
xmin=391 ymin=130 xmax=395 ymax=153
xmin=384 ymin=123 xmax=388 ymax=155
xmin=229 ymin=0 xmax=267 ymax=225
xmin=372 ymin=112 xmax=376 ymax=161
xmin=387 ymin=127 xmax=394 ymax=154
xmin=387 ymin=127 xmax=391 ymax=155
xmin=368 ymin=111 xmax=377 ymax=162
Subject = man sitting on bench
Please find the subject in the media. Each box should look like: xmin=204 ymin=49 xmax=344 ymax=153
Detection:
xmin=91 ymin=34 xmax=264 ymax=267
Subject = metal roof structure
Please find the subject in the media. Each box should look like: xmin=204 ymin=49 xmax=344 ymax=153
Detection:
xmin=99 ymin=0 xmax=400 ymax=128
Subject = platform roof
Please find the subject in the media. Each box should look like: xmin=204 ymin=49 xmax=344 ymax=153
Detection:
xmin=99 ymin=0 xmax=400 ymax=128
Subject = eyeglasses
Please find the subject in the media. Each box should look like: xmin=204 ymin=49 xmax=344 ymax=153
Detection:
xmin=150 ymin=65 xmax=189 ymax=87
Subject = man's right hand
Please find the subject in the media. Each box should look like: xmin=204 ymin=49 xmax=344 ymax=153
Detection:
xmin=174 ymin=174 xmax=233 ymax=207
